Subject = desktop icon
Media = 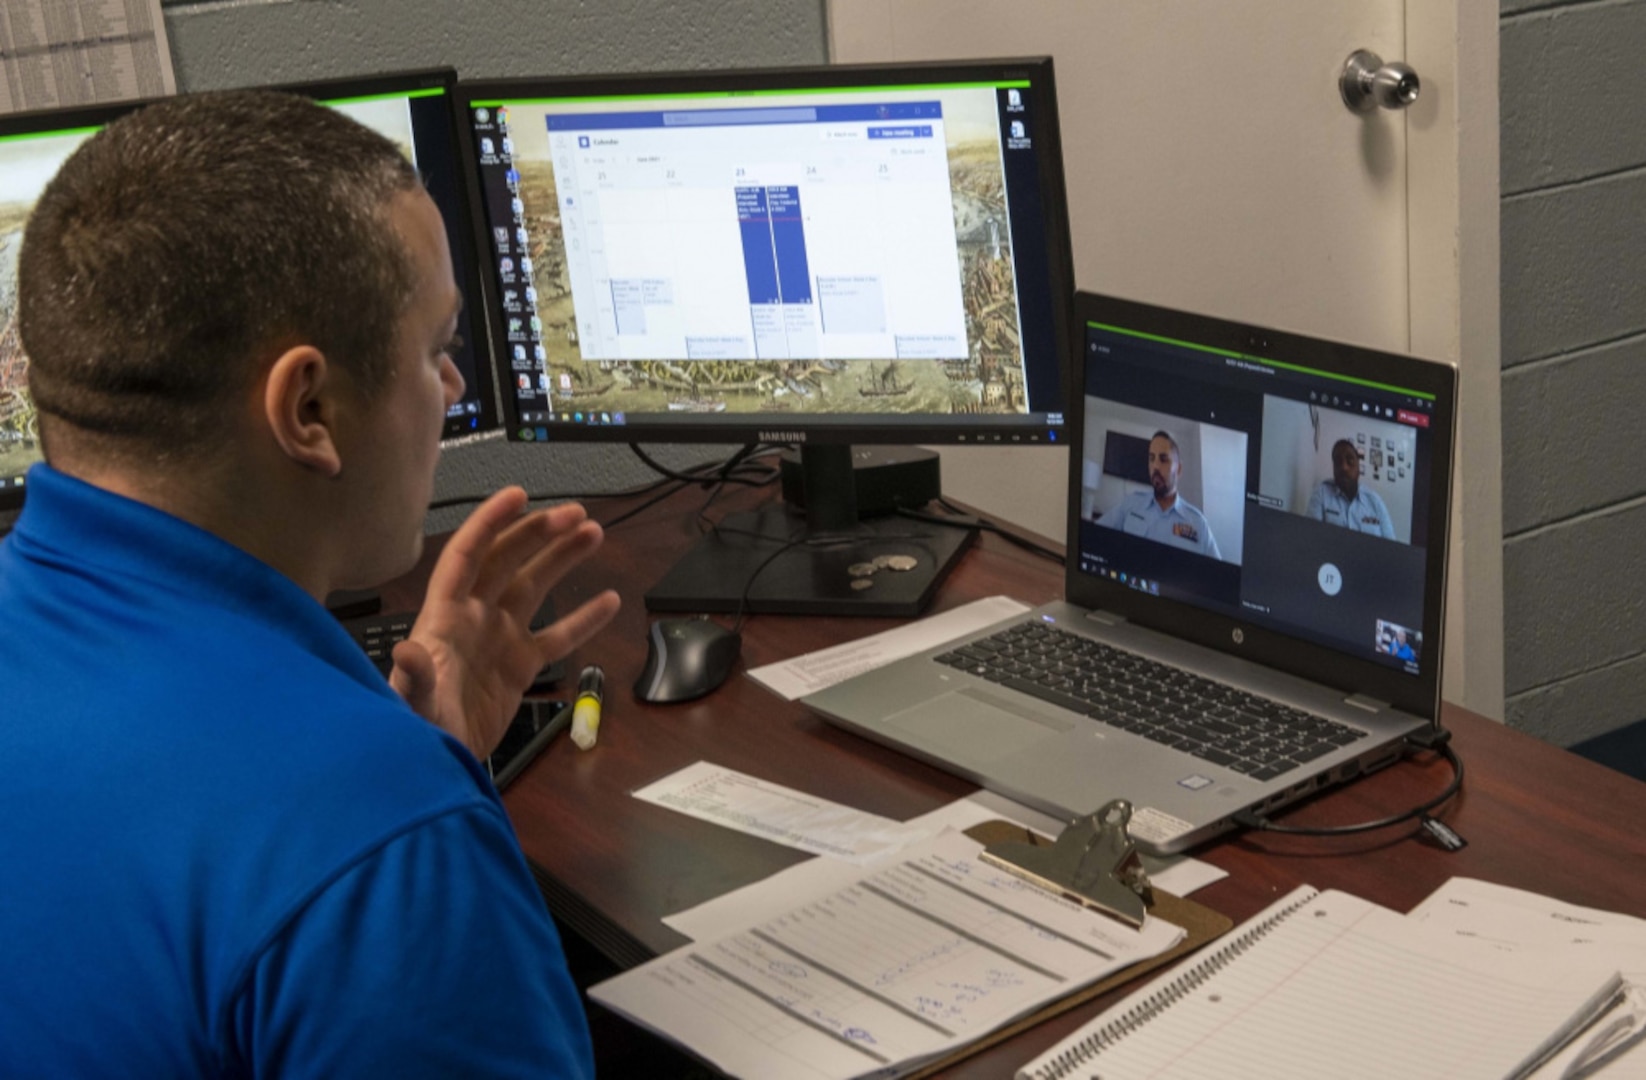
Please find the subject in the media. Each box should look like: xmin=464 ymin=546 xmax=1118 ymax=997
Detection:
xmin=574 ymin=412 xmax=584 ymax=423
xmin=475 ymin=107 xmax=491 ymax=124
xmin=614 ymin=412 xmax=626 ymax=425
xmin=601 ymin=412 xmax=611 ymax=424
xmin=500 ymin=256 xmax=514 ymax=274
xmin=480 ymin=137 xmax=495 ymax=156
xmin=1010 ymin=121 xmax=1026 ymax=139
xmin=501 ymin=136 xmax=514 ymax=155
xmin=512 ymin=344 xmax=526 ymax=361
xmin=1007 ymin=89 xmax=1022 ymax=109
xmin=578 ymin=135 xmax=590 ymax=148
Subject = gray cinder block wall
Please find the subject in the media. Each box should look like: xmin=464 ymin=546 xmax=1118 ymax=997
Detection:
xmin=1500 ymin=0 xmax=1646 ymax=745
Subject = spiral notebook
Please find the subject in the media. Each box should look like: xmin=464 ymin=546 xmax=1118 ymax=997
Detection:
xmin=1017 ymin=885 xmax=1624 ymax=1080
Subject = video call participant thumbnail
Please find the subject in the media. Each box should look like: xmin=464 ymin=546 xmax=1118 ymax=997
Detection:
xmin=1308 ymin=438 xmax=1396 ymax=538
xmin=1096 ymin=429 xmax=1223 ymax=560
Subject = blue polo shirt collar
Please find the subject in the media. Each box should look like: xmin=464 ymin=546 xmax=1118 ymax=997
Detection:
xmin=11 ymin=462 xmax=398 ymax=700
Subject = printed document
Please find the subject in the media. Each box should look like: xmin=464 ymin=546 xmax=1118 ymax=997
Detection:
xmin=591 ymin=831 xmax=1184 ymax=1080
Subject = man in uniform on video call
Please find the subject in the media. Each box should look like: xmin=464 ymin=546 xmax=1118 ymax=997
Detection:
xmin=1307 ymin=438 xmax=1396 ymax=539
xmin=1097 ymin=429 xmax=1222 ymax=559
xmin=0 ymin=91 xmax=620 ymax=1077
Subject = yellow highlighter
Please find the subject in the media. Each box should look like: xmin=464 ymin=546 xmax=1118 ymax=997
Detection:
xmin=570 ymin=664 xmax=604 ymax=750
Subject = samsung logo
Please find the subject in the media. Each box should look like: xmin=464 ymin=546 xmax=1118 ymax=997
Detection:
xmin=760 ymin=430 xmax=806 ymax=443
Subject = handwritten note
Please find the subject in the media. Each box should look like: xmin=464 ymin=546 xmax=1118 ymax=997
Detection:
xmin=591 ymin=832 xmax=1184 ymax=1080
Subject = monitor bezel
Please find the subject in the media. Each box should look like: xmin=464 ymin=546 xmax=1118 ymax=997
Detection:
xmin=0 ymin=67 xmax=498 ymax=514
xmin=1065 ymin=291 xmax=1459 ymax=722
xmin=453 ymin=56 xmax=1075 ymax=447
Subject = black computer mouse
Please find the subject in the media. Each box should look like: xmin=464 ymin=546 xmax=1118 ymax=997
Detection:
xmin=634 ymin=617 xmax=743 ymax=703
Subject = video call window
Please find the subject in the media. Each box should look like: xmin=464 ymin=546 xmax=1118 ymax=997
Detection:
xmin=1076 ymin=320 xmax=1440 ymax=676
xmin=1081 ymin=403 xmax=1247 ymax=565
xmin=1256 ymin=397 xmax=1417 ymax=544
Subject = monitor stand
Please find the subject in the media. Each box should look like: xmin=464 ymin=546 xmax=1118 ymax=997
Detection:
xmin=643 ymin=445 xmax=973 ymax=618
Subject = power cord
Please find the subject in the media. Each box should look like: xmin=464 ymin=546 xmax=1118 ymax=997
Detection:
xmin=895 ymin=498 xmax=1065 ymax=564
xmin=1232 ymin=726 xmax=1466 ymax=846
xmin=425 ymin=446 xmax=777 ymax=515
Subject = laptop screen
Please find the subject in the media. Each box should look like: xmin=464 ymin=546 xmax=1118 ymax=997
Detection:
xmin=1071 ymin=299 xmax=1454 ymax=698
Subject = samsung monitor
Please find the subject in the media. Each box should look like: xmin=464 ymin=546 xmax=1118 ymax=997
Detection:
xmin=456 ymin=58 xmax=1075 ymax=614
xmin=0 ymin=68 xmax=497 ymax=513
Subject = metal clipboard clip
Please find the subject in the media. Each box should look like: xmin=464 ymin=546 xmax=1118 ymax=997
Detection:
xmin=979 ymin=799 xmax=1154 ymax=927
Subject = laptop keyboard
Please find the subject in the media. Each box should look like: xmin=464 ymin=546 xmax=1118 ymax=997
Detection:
xmin=933 ymin=621 xmax=1367 ymax=782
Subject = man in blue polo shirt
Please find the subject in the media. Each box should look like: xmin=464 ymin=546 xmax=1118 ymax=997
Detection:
xmin=1307 ymin=438 xmax=1397 ymax=539
xmin=1097 ymin=430 xmax=1223 ymax=559
xmin=0 ymin=92 xmax=619 ymax=1077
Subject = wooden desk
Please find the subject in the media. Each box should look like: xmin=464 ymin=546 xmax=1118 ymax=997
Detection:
xmin=459 ymin=484 xmax=1646 ymax=1077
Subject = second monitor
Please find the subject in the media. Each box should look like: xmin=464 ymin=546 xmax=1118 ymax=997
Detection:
xmin=456 ymin=58 xmax=1075 ymax=614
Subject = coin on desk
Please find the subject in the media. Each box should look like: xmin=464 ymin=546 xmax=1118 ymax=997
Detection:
xmin=848 ymin=562 xmax=879 ymax=578
xmin=883 ymin=554 xmax=919 ymax=572
xmin=850 ymin=578 xmax=875 ymax=591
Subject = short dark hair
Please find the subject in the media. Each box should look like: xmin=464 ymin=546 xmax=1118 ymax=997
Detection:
xmin=1332 ymin=438 xmax=1360 ymax=461
xmin=1150 ymin=430 xmax=1180 ymax=458
xmin=19 ymin=90 xmax=421 ymax=458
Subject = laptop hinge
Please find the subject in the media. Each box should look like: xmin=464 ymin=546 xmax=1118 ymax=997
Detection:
xmin=1085 ymin=609 xmax=1127 ymax=627
xmin=1344 ymin=693 xmax=1391 ymax=714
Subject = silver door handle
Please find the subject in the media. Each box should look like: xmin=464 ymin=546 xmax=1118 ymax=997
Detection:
xmin=1340 ymin=50 xmax=1420 ymax=112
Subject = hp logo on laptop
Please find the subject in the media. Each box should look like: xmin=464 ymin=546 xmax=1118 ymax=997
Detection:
xmin=1232 ymin=628 xmax=1245 ymax=645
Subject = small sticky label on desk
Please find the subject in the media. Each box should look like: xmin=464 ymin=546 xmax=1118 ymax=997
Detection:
xmin=1128 ymin=806 xmax=1194 ymax=845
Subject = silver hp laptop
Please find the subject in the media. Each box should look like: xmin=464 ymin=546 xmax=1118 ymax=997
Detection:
xmin=806 ymin=292 xmax=1458 ymax=853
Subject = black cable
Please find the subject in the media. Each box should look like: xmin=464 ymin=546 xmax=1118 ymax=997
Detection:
xmin=1232 ymin=728 xmax=1464 ymax=838
xmin=629 ymin=442 xmax=780 ymax=490
xmin=897 ymin=501 xmax=1065 ymax=564
xmin=597 ymin=478 xmax=694 ymax=529
xmin=426 ymin=446 xmax=777 ymax=513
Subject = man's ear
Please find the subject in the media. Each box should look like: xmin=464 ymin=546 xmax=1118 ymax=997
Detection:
xmin=263 ymin=345 xmax=344 ymax=477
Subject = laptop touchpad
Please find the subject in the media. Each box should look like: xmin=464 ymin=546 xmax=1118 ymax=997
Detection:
xmin=886 ymin=688 xmax=1071 ymax=764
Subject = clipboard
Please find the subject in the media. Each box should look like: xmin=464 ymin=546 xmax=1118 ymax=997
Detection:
xmin=904 ymin=819 xmax=1233 ymax=1079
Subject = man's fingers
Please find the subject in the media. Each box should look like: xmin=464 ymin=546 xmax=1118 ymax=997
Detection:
xmin=388 ymin=638 xmax=440 ymax=723
xmin=501 ymin=518 xmax=607 ymax=617
xmin=532 ymin=590 xmax=622 ymax=665
xmin=467 ymin=502 xmax=592 ymax=606
xmin=425 ymin=486 xmax=530 ymax=604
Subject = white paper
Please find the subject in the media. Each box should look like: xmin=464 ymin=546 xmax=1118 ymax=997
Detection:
xmin=0 ymin=0 xmax=176 ymax=115
xmin=632 ymin=761 xmax=939 ymax=866
xmin=665 ymin=790 xmax=1226 ymax=942
xmin=747 ymin=595 xmax=1030 ymax=700
xmin=1409 ymin=878 xmax=1646 ymax=1079
xmin=593 ymin=831 xmax=1185 ymax=1080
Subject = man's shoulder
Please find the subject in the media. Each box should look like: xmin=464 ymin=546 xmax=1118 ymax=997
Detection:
xmin=1175 ymin=497 xmax=1212 ymax=524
